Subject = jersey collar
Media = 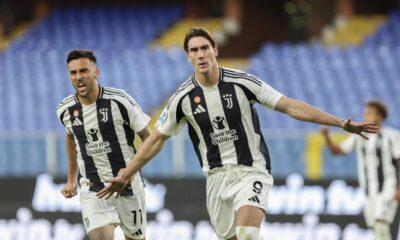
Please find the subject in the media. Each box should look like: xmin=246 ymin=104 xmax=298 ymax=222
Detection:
xmin=192 ymin=67 xmax=223 ymax=89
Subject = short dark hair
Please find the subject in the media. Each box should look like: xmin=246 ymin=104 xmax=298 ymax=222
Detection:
xmin=183 ymin=27 xmax=216 ymax=52
xmin=67 ymin=49 xmax=97 ymax=64
xmin=365 ymin=100 xmax=388 ymax=120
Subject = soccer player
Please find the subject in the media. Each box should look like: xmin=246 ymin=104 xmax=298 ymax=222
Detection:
xmin=97 ymin=28 xmax=378 ymax=240
xmin=56 ymin=49 xmax=150 ymax=240
xmin=321 ymin=100 xmax=400 ymax=240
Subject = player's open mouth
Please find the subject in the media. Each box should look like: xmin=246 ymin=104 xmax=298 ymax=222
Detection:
xmin=77 ymin=83 xmax=86 ymax=93
xmin=198 ymin=62 xmax=207 ymax=68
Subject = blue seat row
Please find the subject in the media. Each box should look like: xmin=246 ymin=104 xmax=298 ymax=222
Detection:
xmin=248 ymin=42 xmax=400 ymax=129
xmin=0 ymin=6 xmax=190 ymax=131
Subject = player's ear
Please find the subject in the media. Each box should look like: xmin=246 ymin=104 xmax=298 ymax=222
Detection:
xmin=95 ymin=68 xmax=100 ymax=79
xmin=214 ymin=47 xmax=218 ymax=57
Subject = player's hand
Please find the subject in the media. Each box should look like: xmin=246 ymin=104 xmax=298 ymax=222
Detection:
xmin=96 ymin=174 xmax=129 ymax=199
xmin=341 ymin=118 xmax=379 ymax=140
xmin=61 ymin=181 xmax=78 ymax=198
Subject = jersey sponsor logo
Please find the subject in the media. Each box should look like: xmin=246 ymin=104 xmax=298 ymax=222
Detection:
xmin=210 ymin=129 xmax=239 ymax=145
xmin=212 ymin=116 xmax=226 ymax=130
xmin=72 ymin=118 xmax=83 ymax=126
xmin=193 ymin=104 xmax=207 ymax=115
xmin=99 ymin=108 xmax=108 ymax=122
xmin=133 ymin=228 xmax=143 ymax=236
xmin=248 ymin=195 xmax=260 ymax=203
xmin=87 ymin=128 xmax=100 ymax=142
xmin=71 ymin=109 xmax=82 ymax=126
xmin=85 ymin=128 xmax=112 ymax=156
xmin=211 ymin=116 xmax=239 ymax=145
xmin=222 ymin=94 xmax=233 ymax=109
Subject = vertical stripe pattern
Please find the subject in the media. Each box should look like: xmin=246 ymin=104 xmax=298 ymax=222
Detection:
xmin=96 ymin=99 xmax=127 ymax=177
xmin=250 ymin=105 xmax=271 ymax=171
xmin=361 ymin=145 xmax=369 ymax=195
xmin=376 ymin=134 xmax=384 ymax=193
xmin=155 ymin=67 xmax=285 ymax=174
xmin=68 ymin=104 xmax=104 ymax=192
xmin=218 ymin=81 xmax=253 ymax=166
xmin=189 ymin=86 xmax=222 ymax=169
xmin=115 ymin=100 xmax=136 ymax=151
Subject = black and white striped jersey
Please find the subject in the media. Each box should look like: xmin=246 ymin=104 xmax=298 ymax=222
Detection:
xmin=156 ymin=67 xmax=283 ymax=173
xmin=56 ymin=86 xmax=150 ymax=195
xmin=340 ymin=127 xmax=400 ymax=198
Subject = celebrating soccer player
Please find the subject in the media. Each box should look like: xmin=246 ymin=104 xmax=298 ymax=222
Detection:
xmin=322 ymin=100 xmax=400 ymax=240
xmin=57 ymin=49 xmax=150 ymax=240
xmin=97 ymin=28 xmax=378 ymax=240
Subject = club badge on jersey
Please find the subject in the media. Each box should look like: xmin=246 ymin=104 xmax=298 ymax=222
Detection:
xmin=223 ymin=94 xmax=233 ymax=109
xmin=99 ymin=108 xmax=108 ymax=122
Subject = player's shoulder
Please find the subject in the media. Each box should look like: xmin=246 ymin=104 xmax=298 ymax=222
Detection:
xmin=222 ymin=67 xmax=246 ymax=74
xmin=102 ymin=86 xmax=138 ymax=106
xmin=102 ymin=86 xmax=130 ymax=98
xmin=221 ymin=67 xmax=263 ymax=86
xmin=56 ymin=94 xmax=77 ymax=116
xmin=167 ymin=75 xmax=196 ymax=108
xmin=176 ymin=74 xmax=196 ymax=92
xmin=381 ymin=126 xmax=400 ymax=138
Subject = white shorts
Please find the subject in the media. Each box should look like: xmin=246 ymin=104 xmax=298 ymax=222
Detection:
xmin=363 ymin=194 xmax=398 ymax=227
xmin=80 ymin=180 xmax=146 ymax=239
xmin=205 ymin=164 xmax=273 ymax=239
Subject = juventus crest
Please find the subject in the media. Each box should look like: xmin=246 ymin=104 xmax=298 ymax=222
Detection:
xmin=99 ymin=108 xmax=108 ymax=122
xmin=223 ymin=94 xmax=233 ymax=109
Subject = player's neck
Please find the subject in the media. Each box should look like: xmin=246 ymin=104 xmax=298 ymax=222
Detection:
xmin=78 ymin=84 xmax=99 ymax=105
xmin=195 ymin=66 xmax=220 ymax=89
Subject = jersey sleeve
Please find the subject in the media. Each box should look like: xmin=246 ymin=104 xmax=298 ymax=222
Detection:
xmin=241 ymin=73 xmax=284 ymax=110
xmin=339 ymin=135 xmax=357 ymax=154
xmin=390 ymin=130 xmax=400 ymax=159
xmin=123 ymin=95 xmax=151 ymax=133
xmin=56 ymin=108 xmax=73 ymax=135
xmin=129 ymin=104 xmax=151 ymax=133
xmin=258 ymin=82 xmax=284 ymax=110
xmin=156 ymin=97 xmax=187 ymax=136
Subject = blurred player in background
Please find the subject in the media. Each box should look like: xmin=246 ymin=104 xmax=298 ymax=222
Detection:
xmin=97 ymin=28 xmax=378 ymax=240
xmin=322 ymin=100 xmax=400 ymax=240
xmin=56 ymin=49 xmax=150 ymax=240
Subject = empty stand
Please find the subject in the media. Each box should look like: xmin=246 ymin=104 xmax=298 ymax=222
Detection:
xmin=0 ymin=7 xmax=399 ymax=178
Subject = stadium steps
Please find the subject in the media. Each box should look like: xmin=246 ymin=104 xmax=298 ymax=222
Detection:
xmin=218 ymin=58 xmax=249 ymax=70
xmin=323 ymin=15 xmax=386 ymax=46
xmin=150 ymin=16 xmax=249 ymax=82
xmin=0 ymin=22 xmax=35 ymax=51
xmin=151 ymin=18 xmax=224 ymax=48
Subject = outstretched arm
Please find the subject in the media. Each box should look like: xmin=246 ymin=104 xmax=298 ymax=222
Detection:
xmin=274 ymin=96 xmax=379 ymax=139
xmin=137 ymin=127 xmax=151 ymax=142
xmin=61 ymin=133 xmax=78 ymax=198
xmin=97 ymin=129 xmax=169 ymax=198
xmin=320 ymin=128 xmax=345 ymax=156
